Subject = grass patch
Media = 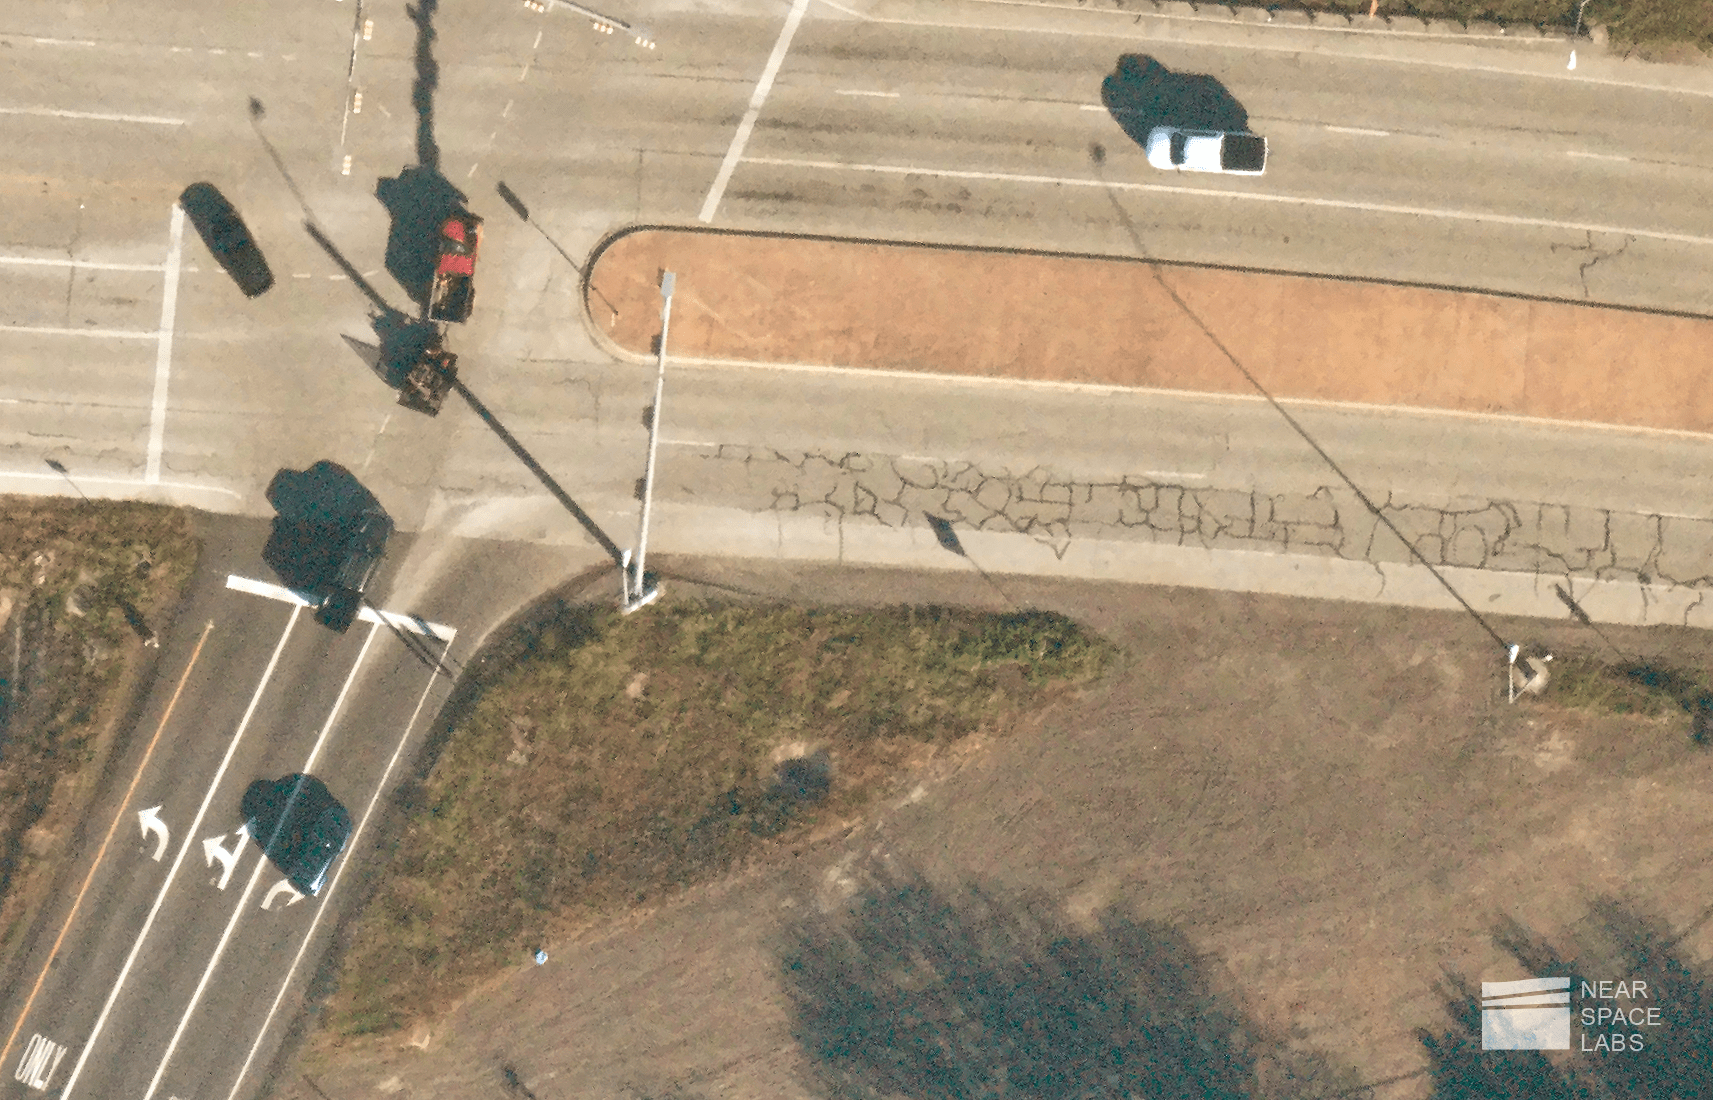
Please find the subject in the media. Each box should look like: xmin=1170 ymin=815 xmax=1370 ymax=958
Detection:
xmin=0 ymin=499 xmax=199 ymax=963
xmin=324 ymin=598 xmax=1118 ymax=1036
xmin=1542 ymin=651 xmax=1713 ymax=733
xmin=1278 ymin=0 xmax=1711 ymax=53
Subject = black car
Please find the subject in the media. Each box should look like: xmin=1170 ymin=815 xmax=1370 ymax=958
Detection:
xmin=242 ymin=774 xmax=352 ymax=897
xmin=179 ymin=182 xmax=274 ymax=297
xmin=316 ymin=504 xmax=393 ymax=633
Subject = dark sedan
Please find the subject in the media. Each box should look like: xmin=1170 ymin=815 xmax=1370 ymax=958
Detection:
xmin=242 ymin=774 xmax=352 ymax=897
xmin=179 ymin=182 xmax=275 ymax=297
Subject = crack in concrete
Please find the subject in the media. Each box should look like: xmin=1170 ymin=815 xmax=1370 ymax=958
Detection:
xmin=696 ymin=447 xmax=1713 ymax=600
xmin=1551 ymin=231 xmax=1635 ymax=300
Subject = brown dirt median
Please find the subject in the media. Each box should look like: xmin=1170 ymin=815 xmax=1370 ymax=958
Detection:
xmin=588 ymin=228 xmax=1713 ymax=435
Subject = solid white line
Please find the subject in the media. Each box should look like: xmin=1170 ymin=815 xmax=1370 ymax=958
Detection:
xmin=221 ymin=655 xmax=448 ymax=1100
xmin=698 ymin=0 xmax=811 ymax=224
xmin=1325 ymin=125 xmax=1390 ymax=137
xmin=141 ymin=621 xmax=381 ymax=1100
xmin=0 ymin=255 xmax=164 ymax=272
xmin=0 ymin=324 xmax=159 ymax=339
xmin=360 ymin=606 xmax=459 ymax=642
xmin=0 ymin=469 xmax=242 ymax=498
xmin=146 ymin=204 xmax=185 ymax=485
xmin=742 ymin=155 xmax=1713 ymax=248
xmin=0 ymin=105 xmax=185 ymax=125
xmin=224 ymin=574 xmax=459 ymax=641
xmin=59 ymin=607 xmax=304 ymax=1100
xmin=835 ymin=89 xmax=900 ymax=97
xmin=1567 ymin=150 xmax=1630 ymax=162
xmin=225 ymin=574 xmax=318 ymax=607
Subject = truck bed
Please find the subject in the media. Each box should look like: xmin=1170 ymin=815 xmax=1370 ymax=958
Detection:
xmin=1221 ymin=134 xmax=1268 ymax=174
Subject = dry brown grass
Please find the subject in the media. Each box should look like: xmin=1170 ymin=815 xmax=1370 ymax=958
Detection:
xmin=323 ymin=597 xmax=1117 ymax=1036
xmin=0 ymin=498 xmax=199 ymax=966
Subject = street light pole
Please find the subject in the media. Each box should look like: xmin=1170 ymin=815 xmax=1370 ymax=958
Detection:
xmin=622 ymin=270 xmax=674 ymax=614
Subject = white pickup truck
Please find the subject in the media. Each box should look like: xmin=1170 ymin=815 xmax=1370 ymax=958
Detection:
xmin=1145 ymin=126 xmax=1268 ymax=176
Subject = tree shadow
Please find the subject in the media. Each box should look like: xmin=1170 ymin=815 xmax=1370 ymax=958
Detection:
xmin=779 ymin=858 xmax=1361 ymax=1099
xmin=1419 ymin=900 xmax=1713 ymax=1098
xmin=1100 ymin=55 xmax=1251 ymax=150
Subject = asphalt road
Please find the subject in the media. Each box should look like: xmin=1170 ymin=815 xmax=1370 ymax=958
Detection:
xmin=2 ymin=0 xmax=1713 ymax=1096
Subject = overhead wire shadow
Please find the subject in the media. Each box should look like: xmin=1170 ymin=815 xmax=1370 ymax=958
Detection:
xmin=1090 ymin=152 xmax=1513 ymax=659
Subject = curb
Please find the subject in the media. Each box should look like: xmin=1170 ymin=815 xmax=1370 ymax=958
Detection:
xmin=1010 ymin=0 xmax=1608 ymax=46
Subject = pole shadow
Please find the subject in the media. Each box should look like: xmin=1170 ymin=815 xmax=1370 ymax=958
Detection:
xmin=450 ymin=376 xmax=626 ymax=566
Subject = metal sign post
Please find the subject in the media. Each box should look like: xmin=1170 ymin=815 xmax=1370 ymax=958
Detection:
xmin=623 ymin=270 xmax=673 ymax=614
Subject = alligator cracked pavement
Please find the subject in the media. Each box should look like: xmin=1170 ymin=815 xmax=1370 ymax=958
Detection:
xmin=674 ymin=444 xmax=1713 ymax=620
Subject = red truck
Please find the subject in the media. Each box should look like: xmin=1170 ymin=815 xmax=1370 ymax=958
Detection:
xmin=428 ymin=210 xmax=483 ymax=323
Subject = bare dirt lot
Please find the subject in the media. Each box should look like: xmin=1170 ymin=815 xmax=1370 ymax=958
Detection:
xmin=288 ymin=558 xmax=1713 ymax=1100
xmin=588 ymin=229 xmax=1713 ymax=435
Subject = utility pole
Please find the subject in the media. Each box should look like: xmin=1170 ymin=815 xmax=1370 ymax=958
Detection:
xmin=622 ymin=270 xmax=674 ymax=614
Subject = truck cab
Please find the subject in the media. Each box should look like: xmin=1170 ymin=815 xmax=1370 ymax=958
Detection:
xmin=428 ymin=210 xmax=483 ymax=323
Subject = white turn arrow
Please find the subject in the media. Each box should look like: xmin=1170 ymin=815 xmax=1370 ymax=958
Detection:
xmin=202 ymin=824 xmax=249 ymax=890
xmin=136 ymin=806 xmax=170 ymax=862
xmin=261 ymin=878 xmax=304 ymax=910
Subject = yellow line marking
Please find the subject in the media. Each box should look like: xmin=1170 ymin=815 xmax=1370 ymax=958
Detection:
xmin=0 ymin=620 xmax=216 ymax=1068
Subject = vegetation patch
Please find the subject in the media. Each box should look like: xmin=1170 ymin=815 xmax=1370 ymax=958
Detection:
xmin=1539 ymin=651 xmax=1713 ymax=737
xmin=324 ymin=598 xmax=1117 ymax=1037
xmin=0 ymin=499 xmax=199 ymax=964
xmin=1283 ymin=0 xmax=1710 ymax=54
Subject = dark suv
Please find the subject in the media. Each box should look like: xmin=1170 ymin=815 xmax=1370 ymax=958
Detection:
xmin=263 ymin=461 xmax=393 ymax=633
xmin=242 ymin=774 xmax=352 ymax=897
xmin=316 ymin=505 xmax=393 ymax=632
xmin=179 ymin=182 xmax=274 ymax=297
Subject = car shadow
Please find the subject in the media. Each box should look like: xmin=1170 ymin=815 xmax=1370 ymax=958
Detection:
xmin=179 ymin=182 xmax=275 ymax=297
xmin=262 ymin=460 xmax=385 ymax=596
xmin=376 ymin=165 xmax=468 ymax=309
xmin=1100 ymin=55 xmax=1250 ymax=149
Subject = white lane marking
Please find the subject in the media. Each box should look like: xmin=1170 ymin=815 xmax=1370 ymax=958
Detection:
xmin=1079 ymin=104 xmax=1103 ymax=111
xmin=1567 ymin=150 xmax=1630 ymax=162
xmin=1325 ymin=125 xmax=1390 ymax=136
xmin=0 ymin=105 xmax=185 ymax=126
xmin=140 ymin=620 xmax=382 ymax=1100
xmin=662 ymin=437 xmax=722 ymax=448
xmin=222 ymin=646 xmax=450 ymax=1100
xmin=224 ymin=574 xmax=317 ymax=607
xmin=699 ymin=0 xmax=811 ymax=224
xmin=1143 ymin=470 xmax=1209 ymax=481
xmin=835 ymin=89 xmax=900 ymax=97
xmin=0 ymin=256 xmax=163 ymax=272
xmin=0 ymin=323 xmax=161 ymax=335
xmin=742 ymin=155 xmax=1713 ymax=248
xmin=146 ymin=203 xmax=185 ymax=485
xmin=0 ymin=324 xmax=159 ymax=339
xmin=224 ymin=574 xmax=458 ymax=641
xmin=59 ymin=606 xmax=305 ymax=1100
xmin=0 ymin=469 xmax=242 ymax=498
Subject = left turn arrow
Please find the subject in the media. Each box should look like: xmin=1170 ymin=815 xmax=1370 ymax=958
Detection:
xmin=137 ymin=806 xmax=170 ymax=862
